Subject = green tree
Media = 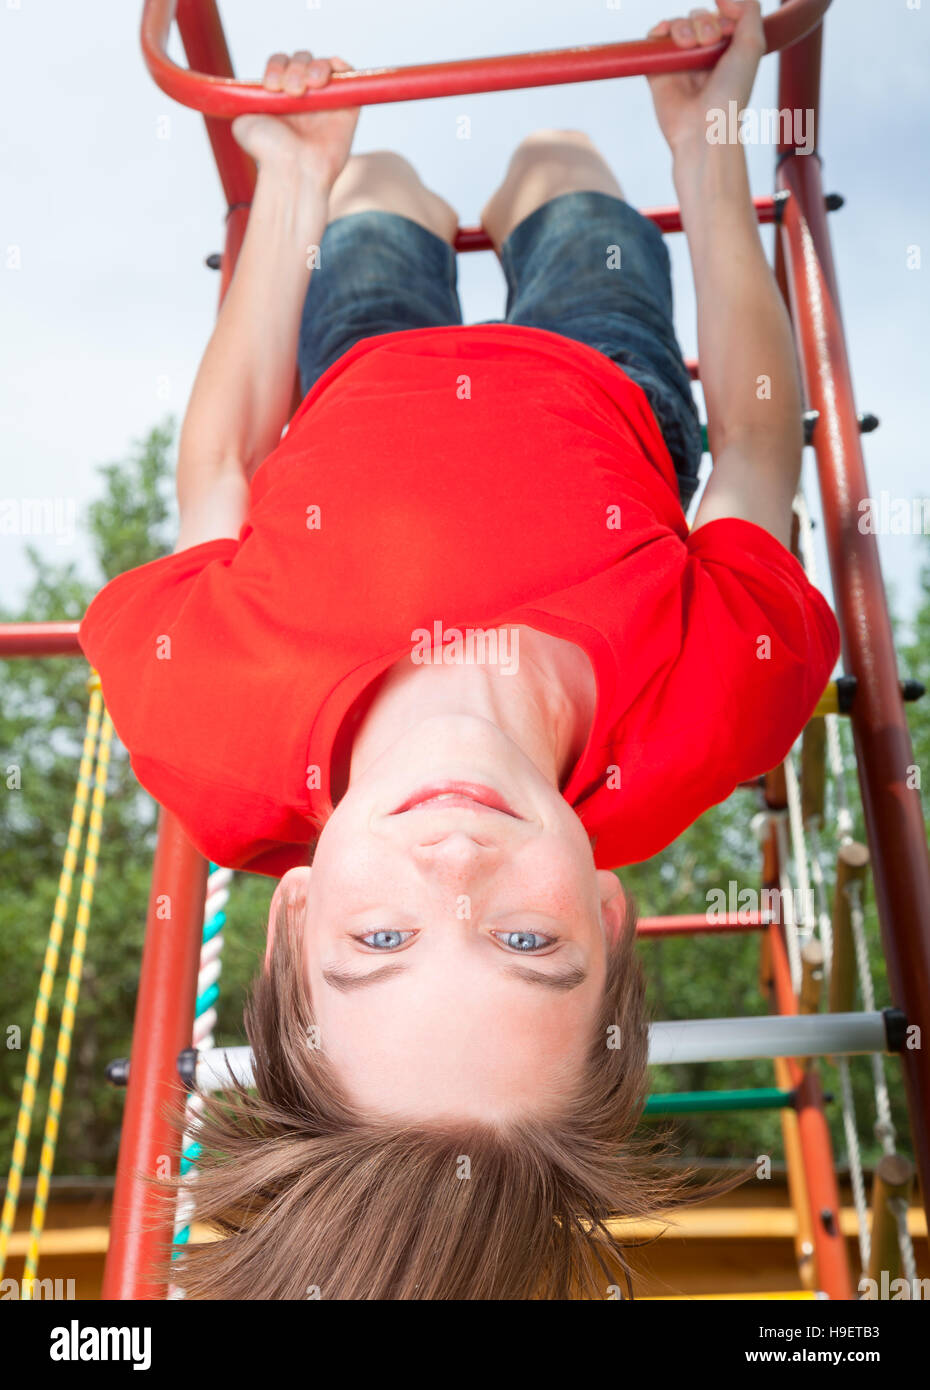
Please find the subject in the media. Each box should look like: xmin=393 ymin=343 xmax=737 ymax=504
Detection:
xmin=0 ymin=424 xmax=270 ymax=1178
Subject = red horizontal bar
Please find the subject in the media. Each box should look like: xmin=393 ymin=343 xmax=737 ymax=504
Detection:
xmin=638 ymin=914 xmax=766 ymax=937
xmin=454 ymin=195 xmax=779 ymax=255
xmin=143 ymin=0 xmax=831 ymax=117
xmin=0 ymin=622 xmax=81 ymax=657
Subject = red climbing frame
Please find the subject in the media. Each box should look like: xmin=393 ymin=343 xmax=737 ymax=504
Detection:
xmin=2 ymin=0 xmax=928 ymax=1299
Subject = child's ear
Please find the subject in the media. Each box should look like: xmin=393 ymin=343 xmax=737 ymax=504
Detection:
xmin=264 ymin=866 xmax=312 ymax=972
xmin=597 ymin=869 xmax=628 ymax=944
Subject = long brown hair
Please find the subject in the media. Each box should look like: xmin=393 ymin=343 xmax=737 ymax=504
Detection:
xmin=166 ymin=889 xmax=747 ymax=1299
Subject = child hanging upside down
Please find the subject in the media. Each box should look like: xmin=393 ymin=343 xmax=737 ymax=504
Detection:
xmin=80 ymin=0 xmax=838 ymax=1299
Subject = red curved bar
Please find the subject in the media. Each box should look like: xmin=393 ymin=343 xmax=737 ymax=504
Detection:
xmin=143 ymin=0 xmax=831 ymax=117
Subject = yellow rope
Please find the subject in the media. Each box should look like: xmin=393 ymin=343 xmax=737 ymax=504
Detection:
xmin=0 ymin=671 xmax=106 ymax=1280
xmin=22 ymin=696 xmax=113 ymax=1296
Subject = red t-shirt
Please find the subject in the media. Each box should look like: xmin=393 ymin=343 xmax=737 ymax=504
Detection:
xmin=79 ymin=325 xmax=839 ymax=877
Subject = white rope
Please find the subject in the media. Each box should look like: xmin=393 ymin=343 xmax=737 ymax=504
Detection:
xmin=846 ymin=881 xmax=897 ymax=1151
xmin=794 ymin=490 xmax=818 ymax=582
xmin=784 ymin=753 xmax=815 ymax=950
xmin=836 ymin=1057 xmax=869 ymax=1269
xmin=825 ymin=712 xmax=855 ymax=842
xmin=169 ymin=864 xmax=232 ymax=1298
xmin=894 ymin=1198 xmax=919 ymax=1286
xmin=774 ymin=811 xmax=803 ymax=992
xmin=806 ymin=822 xmax=836 ymax=977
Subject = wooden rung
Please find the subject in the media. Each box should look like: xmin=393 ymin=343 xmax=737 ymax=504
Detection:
xmin=800 ymin=715 xmax=826 ymax=824
xmin=800 ymin=940 xmax=825 ymax=1015
xmin=867 ymin=1153 xmax=915 ymax=1286
xmin=828 ymin=842 xmax=870 ymax=1014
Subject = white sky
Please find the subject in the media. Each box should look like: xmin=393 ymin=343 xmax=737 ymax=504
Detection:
xmin=2 ymin=0 xmax=928 ymax=629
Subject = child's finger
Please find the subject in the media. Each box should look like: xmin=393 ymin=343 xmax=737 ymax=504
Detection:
xmin=669 ymin=17 xmax=699 ymax=47
xmin=647 ymin=19 xmax=673 ymax=39
xmin=306 ymin=58 xmax=336 ymax=87
xmin=283 ymin=50 xmax=316 ymax=94
xmin=689 ymin=8 xmax=725 ymax=44
xmin=262 ymin=52 xmax=289 ymax=92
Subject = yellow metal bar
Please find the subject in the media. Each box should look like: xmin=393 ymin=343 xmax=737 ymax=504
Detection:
xmin=644 ymin=1290 xmax=824 ymax=1300
xmin=812 ymin=682 xmax=839 ymax=717
xmin=607 ymin=1205 xmax=926 ymax=1240
xmin=775 ymin=1055 xmax=817 ymax=1290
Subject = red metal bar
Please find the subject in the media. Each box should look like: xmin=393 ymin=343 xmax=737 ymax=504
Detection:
xmin=776 ymin=133 xmax=930 ymax=1237
xmin=455 ymin=195 xmax=779 ymax=254
xmin=0 ymin=622 xmax=81 ymax=657
xmin=638 ymin=913 xmax=766 ymax=937
xmin=143 ymin=0 xmax=830 ymax=116
xmin=101 ymin=811 xmax=208 ymax=1298
xmin=766 ymin=887 xmax=853 ymax=1299
xmin=175 ymin=0 xmax=254 ymax=208
xmin=102 ymin=7 xmax=256 ymax=1299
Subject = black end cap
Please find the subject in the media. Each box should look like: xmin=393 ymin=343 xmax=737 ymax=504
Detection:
xmin=836 ymin=674 xmax=858 ymax=713
xmin=177 ymin=1047 xmax=198 ymax=1091
xmin=883 ymin=1008 xmax=909 ymax=1053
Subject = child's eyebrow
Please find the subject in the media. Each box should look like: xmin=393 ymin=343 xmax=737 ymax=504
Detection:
xmin=322 ymin=962 xmax=407 ymax=992
xmin=321 ymin=961 xmax=587 ymax=993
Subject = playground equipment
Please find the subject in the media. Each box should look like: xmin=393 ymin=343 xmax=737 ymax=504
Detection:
xmin=1 ymin=0 xmax=928 ymax=1300
xmin=0 ymin=675 xmax=113 ymax=1296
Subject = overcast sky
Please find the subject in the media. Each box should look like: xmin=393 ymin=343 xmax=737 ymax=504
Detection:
xmin=2 ymin=0 xmax=928 ymax=631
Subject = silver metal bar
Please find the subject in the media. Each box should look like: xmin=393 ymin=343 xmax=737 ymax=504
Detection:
xmin=191 ymin=1011 xmax=892 ymax=1091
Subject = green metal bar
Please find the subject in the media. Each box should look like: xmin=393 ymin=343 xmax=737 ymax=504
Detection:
xmin=644 ymin=1087 xmax=794 ymax=1116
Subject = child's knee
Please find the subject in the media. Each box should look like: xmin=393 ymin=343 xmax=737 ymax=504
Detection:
xmin=512 ymin=129 xmax=599 ymax=163
xmin=328 ymin=152 xmax=457 ymax=244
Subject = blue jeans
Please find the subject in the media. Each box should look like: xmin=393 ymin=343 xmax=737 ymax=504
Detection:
xmin=297 ymin=190 xmax=702 ymax=510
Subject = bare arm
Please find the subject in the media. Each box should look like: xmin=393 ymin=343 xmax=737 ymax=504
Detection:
xmin=174 ymin=52 xmax=359 ymax=553
xmin=648 ymin=2 xmax=801 ymax=549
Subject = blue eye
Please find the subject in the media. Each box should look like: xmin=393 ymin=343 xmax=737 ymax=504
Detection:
xmin=357 ymin=929 xmax=413 ymax=950
xmin=494 ymin=930 xmax=553 ymax=953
